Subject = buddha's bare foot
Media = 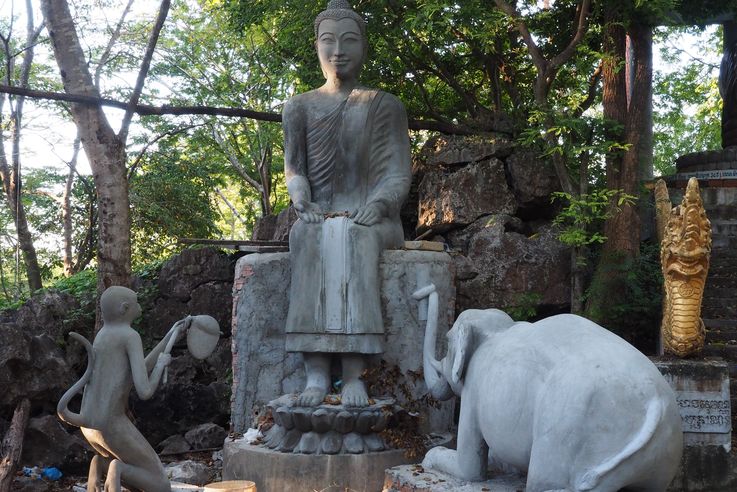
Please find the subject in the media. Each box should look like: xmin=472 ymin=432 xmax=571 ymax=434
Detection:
xmin=341 ymin=379 xmax=369 ymax=407
xmin=296 ymin=386 xmax=327 ymax=407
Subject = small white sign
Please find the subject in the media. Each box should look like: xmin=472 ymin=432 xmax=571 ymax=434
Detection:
xmin=676 ymin=169 xmax=737 ymax=181
xmin=675 ymin=391 xmax=732 ymax=434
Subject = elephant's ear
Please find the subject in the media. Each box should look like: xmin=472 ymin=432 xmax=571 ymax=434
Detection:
xmin=450 ymin=320 xmax=472 ymax=386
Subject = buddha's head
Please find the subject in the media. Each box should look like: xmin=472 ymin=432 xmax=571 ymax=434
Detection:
xmin=100 ymin=286 xmax=141 ymax=324
xmin=314 ymin=0 xmax=367 ymax=82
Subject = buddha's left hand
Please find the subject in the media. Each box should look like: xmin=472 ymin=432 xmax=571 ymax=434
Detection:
xmin=351 ymin=202 xmax=383 ymax=226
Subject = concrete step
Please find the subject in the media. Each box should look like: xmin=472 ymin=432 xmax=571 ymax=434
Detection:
xmin=702 ymin=204 xmax=737 ymax=220
xmin=702 ymin=344 xmax=737 ymax=361
xmin=710 ymin=219 xmax=737 ymax=235
xmin=713 ymin=235 xmax=737 ymax=249
xmin=701 ymin=304 xmax=737 ymax=319
xmin=704 ymin=277 xmax=737 ymax=290
xmin=703 ymin=286 xmax=737 ymax=298
xmin=704 ymin=319 xmax=737 ymax=329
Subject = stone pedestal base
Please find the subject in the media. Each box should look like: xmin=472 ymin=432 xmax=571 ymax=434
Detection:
xmin=223 ymin=435 xmax=451 ymax=492
xmin=383 ymin=465 xmax=526 ymax=492
xmin=654 ymin=358 xmax=731 ymax=447
xmin=261 ymin=394 xmax=395 ymax=454
xmin=230 ymin=250 xmax=456 ymax=435
xmin=654 ymin=358 xmax=737 ymax=491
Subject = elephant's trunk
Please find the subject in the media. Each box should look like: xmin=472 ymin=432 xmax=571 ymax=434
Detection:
xmin=413 ymin=284 xmax=454 ymax=401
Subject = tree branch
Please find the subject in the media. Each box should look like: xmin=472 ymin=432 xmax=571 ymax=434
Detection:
xmin=127 ymin=123 xmax=200 ymax=179
xmin=494 ymin=0 xmax=547 ymax=72
xmin=0 ymin=84 xmax=471 ymax=134
xmin=550 ymin=0 xmax=592 ymax=69
xmin=94 ymin=0 xmax=135 ymax=89
xmin=118 ymin=0 xmax=171 ymax=142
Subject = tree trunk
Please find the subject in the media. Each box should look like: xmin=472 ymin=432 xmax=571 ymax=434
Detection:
xmin=586 ymin=20 xmax=653 ymax=324
xmin=41 ymin=0 xmax=132 ymax=301
xmin=0 ymin=398 xmax=31 ymax=492
xmin=0 ymin=0 xmax=44 ymax=293
xmin=62 ymin=137 xmax=81 ymax=277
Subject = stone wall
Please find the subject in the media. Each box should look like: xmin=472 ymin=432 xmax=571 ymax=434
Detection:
xmin=413 ymin=134 xmax=570 ymax=315
xmin=230 ymin=250 xmax=457 ymax=435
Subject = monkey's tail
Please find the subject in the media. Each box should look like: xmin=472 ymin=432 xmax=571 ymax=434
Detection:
xmin=576 ymin=398 xmax=664 ymax=490
xmin=57 ymin=332 xmax=94 ymax=428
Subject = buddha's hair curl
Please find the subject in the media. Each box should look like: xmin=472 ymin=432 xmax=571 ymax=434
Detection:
xmin=314 ymin=0 xmax=366 ymax=37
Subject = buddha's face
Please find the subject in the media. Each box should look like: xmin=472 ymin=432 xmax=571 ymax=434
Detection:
xmin=316 ymin=18 xmax=365 ymax=81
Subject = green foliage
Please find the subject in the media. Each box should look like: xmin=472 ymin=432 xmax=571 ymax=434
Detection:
xmin=652 ymin=26 xmax=722 ymax=175
xmin=506 ymin=292 xmax=543 ymax=321
xmin=552 ymin=189 xmax=638 ymax=248
xmin=129 ymin=133 xmax=224 ymax=265
xmin=218 ymin=0 xmax=598 ymax=126
xmin=585 ymin=242 xmax=663 ymax=353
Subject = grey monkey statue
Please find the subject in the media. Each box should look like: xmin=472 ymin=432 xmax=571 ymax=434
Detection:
xmin=57 ymin=286 xmax=219 ymax=492
xmin=413 ymin=284 xmax=683 ymax=492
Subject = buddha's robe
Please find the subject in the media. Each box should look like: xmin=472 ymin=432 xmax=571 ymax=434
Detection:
xmin=283 ymin=88 xmax=411 ymax=353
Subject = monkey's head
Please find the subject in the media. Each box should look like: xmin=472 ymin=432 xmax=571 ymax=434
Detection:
xmin=100 ymin=286 xmax=142 ymax=324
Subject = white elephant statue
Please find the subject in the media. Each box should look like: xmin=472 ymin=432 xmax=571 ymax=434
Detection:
xmin=413 ymin=284 xmax=683 ymax=492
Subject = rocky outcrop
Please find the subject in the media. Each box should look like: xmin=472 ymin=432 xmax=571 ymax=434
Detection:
xmin=0 ymin=323 xmax=74 ymax=414
xmin=417 ymin=158 xmax=517 ymax=234
xmin=20 ymin=416 xmax=91 ymax=474
xmin=412 ymin=135 xmax=570 ymax=315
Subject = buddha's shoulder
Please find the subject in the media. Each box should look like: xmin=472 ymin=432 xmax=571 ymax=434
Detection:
xmin=372 ymin=90 xmax=405 ymax=111
xmin=283 ymin=90 xmax=320 ymax=115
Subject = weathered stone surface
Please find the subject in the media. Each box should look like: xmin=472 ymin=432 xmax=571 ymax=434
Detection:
xmin=506 ymin=150 xmax=560 ymax=218
xmin=185 ymin=423 xmax=228 ymax=450
xmin=454 ymin=215 xmax=570 ymax=312
xmin=13 ymin=291 xmax=79 ymax=338
xmin=0 ymin=324 xmax=73 ymax=414
xmin=384 ymin=464 xmax=526 ymax=492
xmin=150 ymin=247 xmax=236 ymax=341
xmin=654 ymin=359 xmax=731 ymax=447
xmin=417 ymin=158 xmax=517 ymax=234
xmin=667 ymin=443 xmax=737 ymax=492
xmin=230 ymin=250 xmax=456 ymax=435
xmin=223 ymin=436 xmax=417 ymax=492
xmin=252 ymin=206 xmax=298 ymax=242
xmin=21 ymin=416 xmax=91 ymax=474
xmin=131 ymin=379 xmax=230 ymax=447
xmin=164 ymin=460 xmax=213 ymax=486
xmin=158 ymin=434 xmax=192 ymax=455
xmin=420 ymin=134 xmax=515 ymax=168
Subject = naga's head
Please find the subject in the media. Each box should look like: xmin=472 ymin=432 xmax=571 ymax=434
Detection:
xmin=663 ymin=178 xmax=711 ymax=268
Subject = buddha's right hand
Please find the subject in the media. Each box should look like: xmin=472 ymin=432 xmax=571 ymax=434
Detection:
xmin=294 ymin=200 xmax=322 ymax=223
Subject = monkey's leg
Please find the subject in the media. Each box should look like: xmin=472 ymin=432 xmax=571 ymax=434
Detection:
xmin=87 ymin=454 xmax=110 ymax=492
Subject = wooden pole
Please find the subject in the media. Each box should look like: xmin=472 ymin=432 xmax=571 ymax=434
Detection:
xmin=0 ymin=398 xmax=31 ymax=492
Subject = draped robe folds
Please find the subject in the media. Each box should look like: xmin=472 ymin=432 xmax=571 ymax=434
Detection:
xmin=283 ymin=88 xmax=411 ymax=354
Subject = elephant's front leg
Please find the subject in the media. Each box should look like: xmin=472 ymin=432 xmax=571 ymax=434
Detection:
xmin=422 ymin=402 xmax=488 ymax=481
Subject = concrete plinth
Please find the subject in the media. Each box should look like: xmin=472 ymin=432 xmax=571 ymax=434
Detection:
xmin=383 ymin=465 xmax=526 ymax=492
xmin=654 ymin=358 xmax=737 ymax=491
xmin=654 ymin=358 xmax=732 ymax=448
xmin=230 ymin=250 xmax=456 ymax=435
xmin=223 ymin=437 xmax=449 ymax=492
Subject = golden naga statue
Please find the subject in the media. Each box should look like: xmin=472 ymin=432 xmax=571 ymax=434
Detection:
xmin=661 ymin=177 xmax=712 ymax=357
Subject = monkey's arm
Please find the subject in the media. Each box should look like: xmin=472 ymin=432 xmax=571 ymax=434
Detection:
xmin=144 ymin=318 xmax=190 ymax=372
xmin=128 ymin=332 xmax=168 ymax=400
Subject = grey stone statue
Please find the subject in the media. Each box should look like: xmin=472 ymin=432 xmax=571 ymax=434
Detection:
xmin=283 ymin=0 xmax=411 ymax=407
xmin=57 ymin=287 xmax=220 ymax=492
xmin=720 ymin=21 xmax=737 ymax=148
xmin=413 ymin=285 xmax=684 ymax=491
